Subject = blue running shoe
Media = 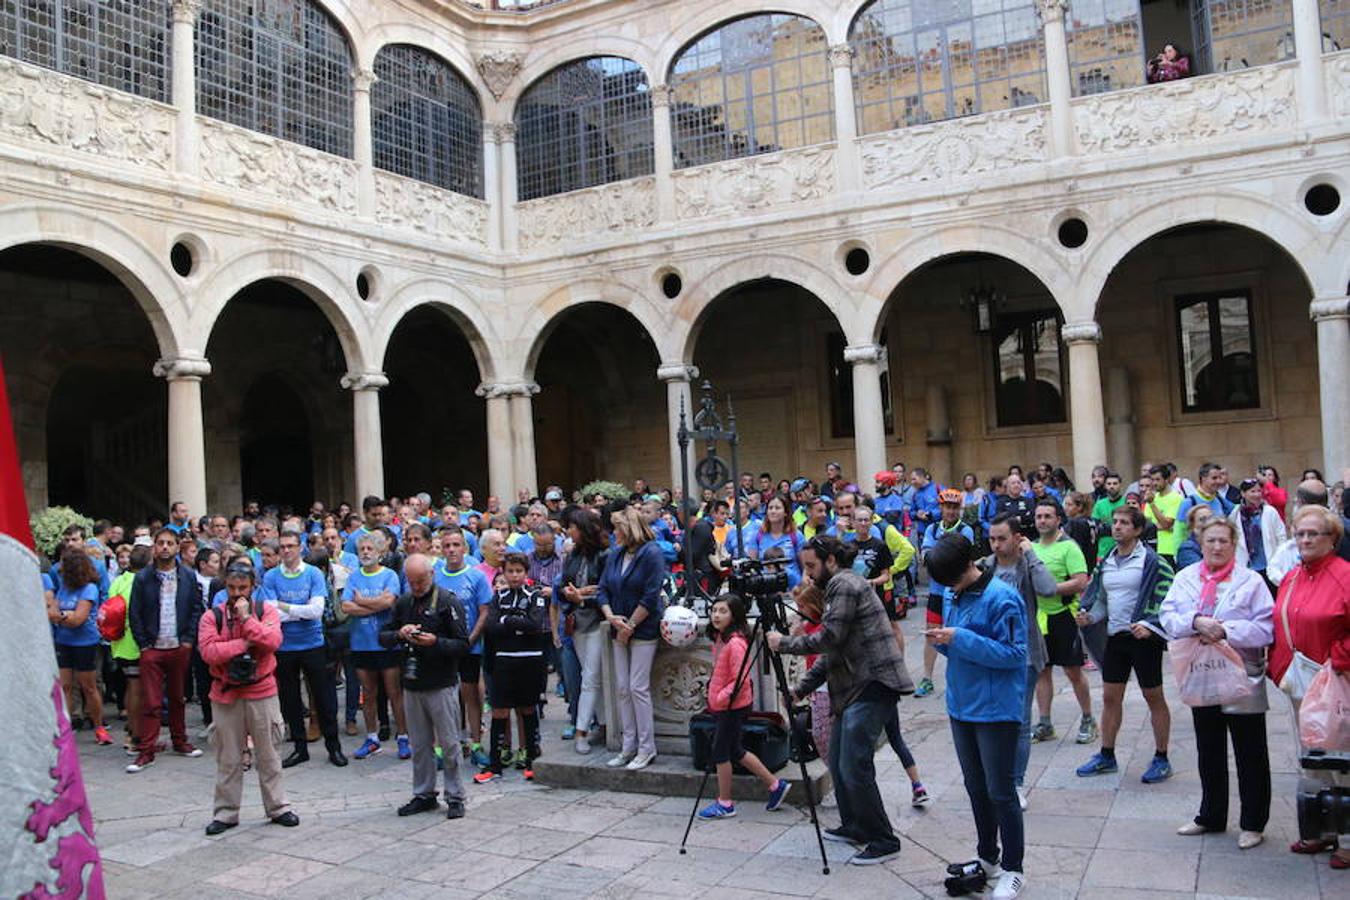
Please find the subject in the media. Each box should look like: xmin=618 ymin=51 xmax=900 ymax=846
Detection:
xmin=914 ymin=678 xmax=935 ymax=698
xmin=765 ymin=779 xmax=792 ymax=811
xmin=1075 ymin=752 xmax=1118 ymax=777
xmin=561 ymin=725 xmax=576 ymax=740
xmin=470 ymin=743 xmax=491 ymax=768
xmin=353 ymin=737 xmax=381 ymax=760
xmin=397 ymin=735 xmax=411 ymax=760
xmin=698 ymin=800 xmax=736 ymax=820
xmin=1141 ymin=756 xmax=1173 ymax=784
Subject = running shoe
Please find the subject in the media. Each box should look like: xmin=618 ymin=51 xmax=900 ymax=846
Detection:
xmin=472 ymin=769 xmax=501 ymax=784
xmin=125 ymin=754 xmax=154 ymax=774
xmin=1141 ymin=756 xmax=1173 ymax=784
xmin=561 ymin=725 xmax=576 ymax=740
xmin=93 ymin=726 xmax=113 ymax=746
xmin=1075 ymin=752 xmax=1118 ymax=777
xmin=1075 ymin=717 xmax=1099 ymax=745
xmin=397 ymin=735 xmax=412 ymax=760
xmin=523 ymin=767 xmax=535 ymax=782
xmin=353 ymin=737 xmax=381 ymax=760
xmin=1031 ymin=723 xmax=1056 ymax=743
xmin=991 ymin=870 xmax=1026 ymax=899
xmin=914 ymin=678 xmax=934 ymax=698
xmin=823 ymin=826 xmax=863 ymax=844
xmin=850 ymin=844 xmax=901 ymax=866
xmin=470 ymin=743 xmax=491 ymax=768
xmin=698 ymin=800 xmax=737 ymax=819
xmin=512 ymin=748 xmax=528 ymax=770
xmin=911 ymin=784 xmax=931 ymax=807
xmin=765 ymin=779 xmax=791 ymax=811
xmin=625 ymin=751 xmax=657 ymax=770
xmin=173 ymin=744 xmax=203 ymax=758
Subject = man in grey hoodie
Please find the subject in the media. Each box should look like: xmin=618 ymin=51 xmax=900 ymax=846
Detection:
xmin=984 ymin=514 xmax=1056 ymax=811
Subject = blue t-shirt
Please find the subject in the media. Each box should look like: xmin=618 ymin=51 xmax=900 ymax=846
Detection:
xmin=53 ymin=582 xmax=101 ymax=647
xmin=50 ymin=557 xmax=111 ymax=602
xmin=344 ymin=566 xmax=401 ymax=652
xmin=434 ymin=562 xmax=492 ymax=654
xmin=262 ymin=564 xmax=327 ymax=651
xmin=873 ymin=492 xmax=906 ymax=528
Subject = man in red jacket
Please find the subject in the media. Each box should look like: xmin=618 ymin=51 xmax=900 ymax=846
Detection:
xmin=198 ymin=565 xmax=298 ymax=835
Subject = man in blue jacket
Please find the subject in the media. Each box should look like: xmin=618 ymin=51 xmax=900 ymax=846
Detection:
xmin=126 ymin=528 xmax=205 ymax=773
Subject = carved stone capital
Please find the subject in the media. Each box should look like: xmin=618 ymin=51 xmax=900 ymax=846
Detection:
xmin=650 ymin=84 xmax=673 ymax=109
xmin=352 ymin=69 xmax=378 ymax=94
xmin=843 ymin=343 xmax=887 ymax=366
xmin=476 ymin=381 xmax=539 ymax=400
xmin=827 ymin=44 xmax=855 ymax=69
xmin=1061 ymin=322 xmax=1102 ymax=344
xmin=340 ymin=371 xmax=389 ymax=392
xmin=1036 ymin=0 xmax=1070 ymax=23
xmin=476 ymin=50 xmax=523 ymax=101
xmin=489 ymin=122 xmax=517 ymax=144
xmin=171 ymin=0 xmax=203 ymax=25
xmin=656 ymin=363 xmax=699 ymax=383
xmin=1311 ymin=295 xmax=1350 ymax=322
xmin=153 ymin=355 xmax=211 ymax=381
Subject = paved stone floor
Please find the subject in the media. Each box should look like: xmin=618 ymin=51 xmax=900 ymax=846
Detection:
xmin=85 ymin=615 xmax=1342 ymax=899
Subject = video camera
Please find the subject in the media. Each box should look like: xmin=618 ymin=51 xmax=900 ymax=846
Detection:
xmin=1296 ymin=749 xmax=1350 ymax=844
xmin=727 ymin=557 xmax=789 ymax=598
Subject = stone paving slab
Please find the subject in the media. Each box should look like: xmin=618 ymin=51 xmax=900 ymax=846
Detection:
xmin=77 ymin=614 xmax=1341 ymax=899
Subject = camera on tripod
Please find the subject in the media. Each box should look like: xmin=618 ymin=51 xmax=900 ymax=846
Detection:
xmin=1296 ymin=749 xmax=1350 ymax=844
xmin=728 ymin=557 xmax=789 ymax=599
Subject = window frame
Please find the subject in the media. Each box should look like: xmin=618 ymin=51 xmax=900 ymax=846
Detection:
xmin=988 ymin=307 xmax=1067 ymax=429
xmin=1173 ymin=286 xmax=1261 ymax=414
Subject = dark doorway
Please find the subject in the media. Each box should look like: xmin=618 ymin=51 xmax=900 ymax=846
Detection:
xmin=239 ymin=374 xmax=314 ymax=512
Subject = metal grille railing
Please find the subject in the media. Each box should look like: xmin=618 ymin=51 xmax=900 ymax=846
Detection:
xmin=669 ymin=13 xmax=833 ymax=168
xmin=373 ymin=44 xmax=483 ymax=198
xmin=195 ymin=0 xmax=352 ymax=157
xmin=849 ymin=0 xmax=1046 ymax=134
xmin=515 ymin=56 xmax=653 ymax=201
xmin=0 ymin=0 xmax=171 ymax=101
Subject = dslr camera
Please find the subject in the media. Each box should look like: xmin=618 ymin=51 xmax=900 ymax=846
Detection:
xmin=225 ymin=652 xmax=258 ymax=686
xmin=727 ymin=557 xmax=789 ymax=598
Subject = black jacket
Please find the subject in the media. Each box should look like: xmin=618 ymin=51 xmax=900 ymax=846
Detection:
xmin=379 ymin=586 xmax=468 ymax=691
xmin=484 ymin=586 xmax=550 ymax=657
xmin=129 ymin=563 xmax=203 ymax=650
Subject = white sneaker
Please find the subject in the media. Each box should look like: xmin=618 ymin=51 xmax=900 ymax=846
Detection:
xmin=606 ymin=751 xmax=636 ymax=768
xmin=574 ymin=737 xmax=592 ymax=755
xmin=1016 ymin=786 xmax=1028 ymax=811
xmin=625 ymin=751 xmax=657 ymax=771
xmin=991 ymin=870 xmax=1025 ymax=899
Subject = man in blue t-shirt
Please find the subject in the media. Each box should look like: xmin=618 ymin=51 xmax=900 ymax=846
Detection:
xmin=263 ymin=529 xmax=347 ymax=769
xmin=435 ymin=526 xmax=493 ymax=768
xmin=344 ymin=532 xmax=408 ymax=761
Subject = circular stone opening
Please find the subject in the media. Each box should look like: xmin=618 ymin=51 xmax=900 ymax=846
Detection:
xmin=356 ymin=271 xmax=372 ymax=301
xmin=661 ymin=272 xmax=683 ymax=299
xmin=1057 ymin=218 xmax=1089 ymax=249
xmin=1304 ymin=183 xmax=1341 ymax=217
xmin=170 ymin=242 xmax=194 ymax=277
xmin=844 ymin=247 xmax=871 ymax=276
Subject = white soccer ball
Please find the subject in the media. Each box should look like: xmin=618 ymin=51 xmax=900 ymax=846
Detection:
xmin=660 ymin=605 xmax=701 ymax=648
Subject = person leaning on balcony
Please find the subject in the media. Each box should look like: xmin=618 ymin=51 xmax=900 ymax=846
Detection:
xmin=1147 ymin=43 xmax=1191 ymax=83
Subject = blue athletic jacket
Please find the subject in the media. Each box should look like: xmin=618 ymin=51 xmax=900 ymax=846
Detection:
xmin=938 ymin=569 xmax=1028 ymax=723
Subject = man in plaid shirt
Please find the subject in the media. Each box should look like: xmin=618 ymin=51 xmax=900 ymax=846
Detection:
xmin=769 ymin=535 xmax=913 ymax=866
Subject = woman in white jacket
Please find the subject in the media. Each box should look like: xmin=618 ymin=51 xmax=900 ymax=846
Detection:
xmin=1228 ymin=477 xmax=1287 ymax=591
xmin=1161 ymin=517 xmax=1274 ymax=850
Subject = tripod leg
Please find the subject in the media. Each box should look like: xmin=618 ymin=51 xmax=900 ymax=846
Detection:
xmin=765 ymin=642 xmax=830 ymax=875
xmin=680 ymin=767 xmax=712 ymax=855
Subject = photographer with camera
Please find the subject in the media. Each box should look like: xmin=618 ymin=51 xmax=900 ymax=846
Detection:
xmin=925 ymin=534 xmax=1029 ymax=899
xmin=197 ymin=564 xmax=295 ymax=835
xmin=767 ymin=535 xmax=909 ymax=866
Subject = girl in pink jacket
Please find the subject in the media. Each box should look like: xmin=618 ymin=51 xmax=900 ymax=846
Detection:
xmin=697 ymin=594 xmax=791 ymax=819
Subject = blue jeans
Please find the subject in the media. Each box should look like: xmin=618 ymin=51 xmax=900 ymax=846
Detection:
xmin=1014 ymin=665 xmax=1037 ymax=787
xmin=829 ymin=692 xmax=901 ymax=854
xmin=951 ymin=718 xmax=1024 ymax=873
xmin=560 ymin=636 xmax=582 ymax=725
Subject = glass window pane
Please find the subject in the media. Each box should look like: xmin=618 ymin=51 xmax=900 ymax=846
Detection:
xmin=993 ymin=310 xmax=1065 ymax=427
xmin=1176 ymin=291 xmax=1259 ymax=412
xmin=669 ymin=13 xmax=834 ymax=168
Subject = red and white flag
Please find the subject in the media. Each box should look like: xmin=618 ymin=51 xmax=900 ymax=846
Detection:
xmin=0 ymin=355 xmax=105 ymax=898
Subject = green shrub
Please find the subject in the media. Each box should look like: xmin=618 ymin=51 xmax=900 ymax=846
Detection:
xmin=577 ymin=480 xmax=629 ymax=503
xmin=31 ymin=506 xmax=94 ymax=559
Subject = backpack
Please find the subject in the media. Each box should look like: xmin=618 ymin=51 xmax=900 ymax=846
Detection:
xmin=97 ymin=593 xmax=127 ymax=642
xmin=211 ymin=601 xmax=268 ymax=634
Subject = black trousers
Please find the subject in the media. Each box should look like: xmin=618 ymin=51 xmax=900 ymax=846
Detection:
xmin=1191 ymin=705 xmax=1270 ymax=832
xmin=191 ymin=647 xmax=213 ymax=725
xmin=276 ymin=646 xmax=339 ymax=752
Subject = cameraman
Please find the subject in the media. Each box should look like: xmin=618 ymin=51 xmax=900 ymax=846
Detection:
xmin=767 ymin=535 xmax=909 ymax=866
xmin=197 ymin=565 xmax=296 ymax=835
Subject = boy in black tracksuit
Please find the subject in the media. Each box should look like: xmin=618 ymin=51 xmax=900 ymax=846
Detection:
xmin=474 ymin=552 xmax=551 ymax=782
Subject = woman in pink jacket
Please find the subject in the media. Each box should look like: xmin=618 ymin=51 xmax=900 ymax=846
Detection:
xmin=697 ymin=594 xmax=791 ymax=819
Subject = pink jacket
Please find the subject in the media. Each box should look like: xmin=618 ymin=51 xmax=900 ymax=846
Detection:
xmin=198 ymin=602 xmax=283 ymax=703
xmin=707 ymin=633 xmax=753 ymax=711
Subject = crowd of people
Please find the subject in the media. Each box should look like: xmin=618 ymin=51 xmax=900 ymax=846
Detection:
xmin=39 ymin=457 xmax=1350 ymax=898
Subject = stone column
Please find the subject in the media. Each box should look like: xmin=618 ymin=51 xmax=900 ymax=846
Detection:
xmin=844 ymin=344 xmax=888 ymax=484
xmin=507 ymin=383 xmax=540 ymax=500
xmin=1291 ymin=0 xmax=1328 ymax=124
xmin=1038 ymin=0 xmax=1075 ymax=157
xmin=1063 ymin=322 xmax=1107 ymax=487
xmin=170 ymin=0 xmax=201 ymax=176
xmin=827 ymin=44 xmax=861 ymax=192
xmin=657 ymin=363 xmax=700 ymax=497
xmin=1105 ymin=366 xmax=1136 ymax=480
xmin=154 ymin=354 xmax=211 ymax=517
xmin=476 ymin=382 xmax=517 ymax=503
xmin=651 ymin=84 xmax=676 ymax=221
xmin=352 ymin=68 xmax=377 ymax=218
xmin=483 ymin=124 xmax=502 ymax=251
xmin=1312 ymin=295 xmax=1350 ymax=478
xmin=341 ymin=371 xmax=388 ymax=501
xmin=495 ymin=123 xmax=519 ymax=252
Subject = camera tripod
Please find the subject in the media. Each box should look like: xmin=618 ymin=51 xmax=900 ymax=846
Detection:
xmin=678 ymin=596 xmax=831 ymax=875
